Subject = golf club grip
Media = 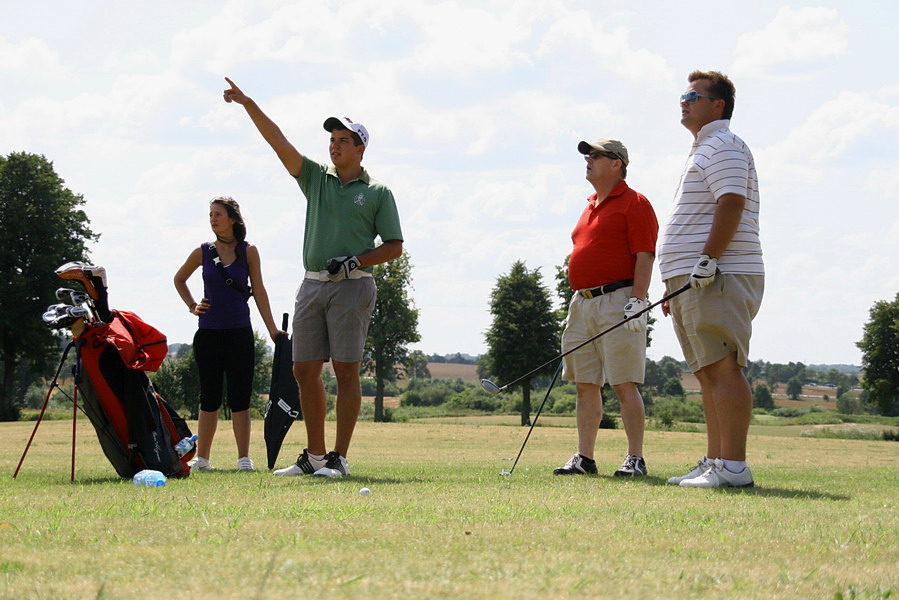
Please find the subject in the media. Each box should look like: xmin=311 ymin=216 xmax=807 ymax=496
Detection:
xmin=502 ymin=282 xmax=692 ymax=391
xmin=281 ymin=313 xmax=289 ymax=331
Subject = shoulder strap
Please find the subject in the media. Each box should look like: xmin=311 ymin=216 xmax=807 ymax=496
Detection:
xmin=208 ymin=242 xmax=252 ymax=300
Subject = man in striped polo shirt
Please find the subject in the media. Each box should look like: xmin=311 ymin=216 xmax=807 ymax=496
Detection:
xmin=659 ymin=71 xmax=764 ymax=488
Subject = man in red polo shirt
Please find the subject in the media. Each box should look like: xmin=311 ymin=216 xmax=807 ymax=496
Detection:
xmin=553 ymin=138 xmax=659 ymax=477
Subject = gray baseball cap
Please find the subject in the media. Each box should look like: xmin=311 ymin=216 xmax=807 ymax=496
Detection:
xmin=577 ymin=138 xmax=628 ymax=166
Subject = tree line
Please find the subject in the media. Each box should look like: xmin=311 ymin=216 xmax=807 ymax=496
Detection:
xmin=1 ymin=151 xmax=897 ymax=421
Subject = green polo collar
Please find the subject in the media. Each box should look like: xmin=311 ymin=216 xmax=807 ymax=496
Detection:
xmin=325 ymin=165 xmax=371 ymax=185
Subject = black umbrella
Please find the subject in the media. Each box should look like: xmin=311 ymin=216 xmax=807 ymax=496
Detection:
xmin=264 ymin=313 xmax=302 ymax=469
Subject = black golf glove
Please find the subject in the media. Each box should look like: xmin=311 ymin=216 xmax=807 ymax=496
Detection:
xmin=326 ymin=255 xmax=361 ymax=282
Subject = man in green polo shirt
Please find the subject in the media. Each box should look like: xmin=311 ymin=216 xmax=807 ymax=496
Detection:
xmin=224 ymin=77 xmax=403 ymax=478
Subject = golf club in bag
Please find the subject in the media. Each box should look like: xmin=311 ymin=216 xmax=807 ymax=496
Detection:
xmin=499 ymin=361 xmax=563 ymax=477
xmin=481 ymin=282 xmax=692 ymax=395
xmin=14 ymin=262 xmax=195 ymax=481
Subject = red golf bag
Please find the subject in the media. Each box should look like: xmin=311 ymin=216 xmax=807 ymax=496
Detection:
xmin=75 ymin=310 xmax=194 ymax=478
xmin=15 ymin=262 xmax=194 ymax=480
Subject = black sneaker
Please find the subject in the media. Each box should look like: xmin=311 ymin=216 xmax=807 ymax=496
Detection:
xmin=553 ymin=454 xmax=598 ymax=475
xmin=613 ymin=454 xmax=647 ymax=476
xmin=313 ymin=451 xmax=350 ymax=477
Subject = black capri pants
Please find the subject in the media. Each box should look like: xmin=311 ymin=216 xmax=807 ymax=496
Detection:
xmin=192 ymin=326 xmax=255 ymax=413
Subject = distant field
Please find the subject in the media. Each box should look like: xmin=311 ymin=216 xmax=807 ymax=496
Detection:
xmin=421 ymin=365 xmax=840 ymax=409
xmin=426 ymin=362 xmax=479 ymax=381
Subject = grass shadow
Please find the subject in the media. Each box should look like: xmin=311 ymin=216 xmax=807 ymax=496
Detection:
xmin=602 ymin=475 xmax=850 ymax=500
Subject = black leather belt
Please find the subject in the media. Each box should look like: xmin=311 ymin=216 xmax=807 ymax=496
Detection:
xmin=578 ymin=279 xmax=633 ymax=299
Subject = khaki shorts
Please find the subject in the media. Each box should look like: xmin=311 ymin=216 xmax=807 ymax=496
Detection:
xmin=292 ymin=277 xmax=376 ymax=363
xmin=665 ymin=274 xmax=764 ymax=373
xmin=561 ymin=287 xmax=646 ymax=386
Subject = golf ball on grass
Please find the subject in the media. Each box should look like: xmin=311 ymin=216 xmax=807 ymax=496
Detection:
xmin=359 ymin=487 xmax=371 ymax=495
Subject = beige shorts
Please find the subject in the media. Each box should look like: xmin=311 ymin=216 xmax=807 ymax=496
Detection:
xmin=665 ymin=274 xmax=764 ymax=373
xmin=292 ymin=277 xmax=376 ymax=363
xmin=561 ymin=287 xmax=646 ymax=386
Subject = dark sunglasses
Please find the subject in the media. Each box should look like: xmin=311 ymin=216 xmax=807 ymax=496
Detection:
xmin=584 ymin=151 xmax=620 ymax=161
xmin=680 ymin=90 xmax=719 ymax=104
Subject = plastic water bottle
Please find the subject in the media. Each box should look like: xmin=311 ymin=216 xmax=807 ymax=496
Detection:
xmin=133 ymin=469 xmax=167 ymax=487
xmin=174 ymin=434 xmax=199 ymax=458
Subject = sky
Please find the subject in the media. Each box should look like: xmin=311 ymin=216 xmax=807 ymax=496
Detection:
xmin=3 ymin=0 xmax=898 ymax=367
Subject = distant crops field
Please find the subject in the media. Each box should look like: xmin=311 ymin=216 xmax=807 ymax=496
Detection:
xmin=425 ymin=362 xmax=479 ymax=382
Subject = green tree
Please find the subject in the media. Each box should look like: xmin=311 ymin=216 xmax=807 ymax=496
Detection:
xmin=786 ymin=377 xmax=803 ymax=401
xmin=152 ymin=348 xmax=201 ymax=419
xmin=484 ymin=261 xmax=560 ymax=426
xmin=752 ymin=383 xmax=774 ymax=410
xmin=362 ymin=251 xmax=421 ymax=422
xmin=856 ymin=293 xmax=899 ymax=415
xmin=661 ymin=376 xmax=685 ymax=398
xmin=407 ymin=350 xmax=431 ymax=379
xmin=0 ymin=152 xmax=98 ymax=421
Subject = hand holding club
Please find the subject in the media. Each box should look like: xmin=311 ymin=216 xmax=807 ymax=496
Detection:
xmin=623 ymin=297 xmax=647 ymax=332
xmin=690 ymin=254 xmax=718 ymax=289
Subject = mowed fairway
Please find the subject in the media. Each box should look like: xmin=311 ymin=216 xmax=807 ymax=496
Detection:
xmin=2 ymin=418 xmax=897 ymax=600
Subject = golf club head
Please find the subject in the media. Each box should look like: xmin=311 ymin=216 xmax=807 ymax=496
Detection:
xmin=42 ymin=303 xmax=70 ymax=323
xmin=51 ymin=314 xmax=80 ymax=329
xmin=54 ymin=262 xmax=107 ymax=300
xmin=70 ymin=291 xmax=91 ymax=305
xmin=55 ymin=287 xmax=77 ymax=302
xmin=480 ymin=379 xmax=503 ymax=395
xmin=66 ymin=306 xmax=90 ymax=319
xmin=499 ymin=471 xmax=512 ymax=476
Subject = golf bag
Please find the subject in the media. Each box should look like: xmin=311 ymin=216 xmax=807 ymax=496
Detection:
xmin=15 ymin=262 xmax=194 ymax=480
xmin=75 ymin=309 xmax=194 ymax=478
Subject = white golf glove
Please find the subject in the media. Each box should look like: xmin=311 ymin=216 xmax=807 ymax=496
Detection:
xmin=623 ymin=297 xmax=647 ymax=332
xmin=690 ymin=254 xmax=718 ymax=289
xmin=326 ymin=255 xmax=360 ymax=282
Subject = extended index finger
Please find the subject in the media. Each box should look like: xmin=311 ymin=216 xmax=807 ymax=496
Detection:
xmin=224 ymin=76 xmax=240 ymax=92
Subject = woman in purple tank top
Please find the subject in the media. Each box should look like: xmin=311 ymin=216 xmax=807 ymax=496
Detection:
xmin=174 ymin=197 xmax=284 ymax=472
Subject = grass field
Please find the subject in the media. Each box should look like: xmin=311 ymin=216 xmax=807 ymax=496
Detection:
xmin=2 ymin=416 xmax=897 ymax=600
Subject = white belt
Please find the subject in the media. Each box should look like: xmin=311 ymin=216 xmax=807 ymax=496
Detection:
xmin=305 ymin=270 xmax=373 ymax=282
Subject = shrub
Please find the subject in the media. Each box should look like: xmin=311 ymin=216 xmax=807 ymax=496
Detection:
xmin=447 ymin=388 xmax=503 ymax=412
xmin=647 ymin=395 xmax=705 ymax=426
xmin=550 ymin=393 xmax=577 ymax=415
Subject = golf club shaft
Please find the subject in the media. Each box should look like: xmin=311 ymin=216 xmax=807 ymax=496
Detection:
xmin=508 ymin=361 xmax=563 ymax=475
xmin=498 ymin=282 xmax=692 ymax=392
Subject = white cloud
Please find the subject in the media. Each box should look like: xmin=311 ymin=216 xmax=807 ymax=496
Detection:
xmin=732 ymin=6 xmax=848 ymax=80
xmin=759 ymin=90 xmax=899 ymax=184
xmin=0 ymin=35 xmax=70 ymax=79
xmin=536 ymin=9 xmax=674 ymax=87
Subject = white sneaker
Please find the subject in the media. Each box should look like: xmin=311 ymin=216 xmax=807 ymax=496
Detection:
xmin=188 ymin=456 xmax=213 ymax=472
xmin=679 ymin=458 xmax=754 ymax=488
xmin=237 ymin=457 xmax=255 ymax=471
xmin=667 ymin=457 xmax=712 ymax=485
xmin=273 ymin=449 xmax=326 ymax=476
xmin=313 ymin=451 xmax=350 ymax=477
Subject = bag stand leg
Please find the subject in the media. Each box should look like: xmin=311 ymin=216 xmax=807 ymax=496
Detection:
xmin=70 ymin=377 xmax=78 ymax=482
xmin=13 ymin=342 xmax=76 ymax=480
